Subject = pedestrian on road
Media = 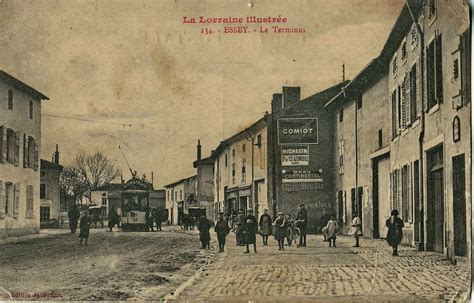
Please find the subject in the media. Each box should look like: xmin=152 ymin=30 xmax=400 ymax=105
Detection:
xmin=258 ymin=209 xmax=272 ymax=246
xmin=145 ymin=207 xmax=154 ymax=232
xmin=386 ymin=209 xmax=404 ymax=256
xmin=296 ymin=203 xmax=308 ymax=247
xmin=154 ymin=208 xmax=162 ymax=231
xmin=243 ymin=209 xmax=258 ymax=254
xmin=68 ymin=204 xmax=80 ymax=234
xmin=215 ymin=212 xmax=230 ymax=252
xmin=348 ymin=212 xmax=362 ymax=247
xmin=198 ymin=215 xmax=213 ymax=249
xmin=285 ymin=214 xmax=293 ymax=247
xmin=108 ymin=206 xmax=119 ymax=232
xmin=274 ymin=212 xmax=287 ymax=250
xmin=319 ymin=209 xmax=332 ymax=242
xmin=234 ymin=210 xmax=245 ymax=246
xmin=324 ymin=215 xmax=338 ymax=247
xmin=79 ymin=212 xmax=92 ymax=245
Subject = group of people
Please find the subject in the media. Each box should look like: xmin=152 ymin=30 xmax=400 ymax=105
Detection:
xmin=197 ymin=204 xmax=405 ymax=257
xmin=145 ymin=207 xmax=165 ymax=232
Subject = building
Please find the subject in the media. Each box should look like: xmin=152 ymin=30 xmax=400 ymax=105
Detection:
xmin=268 ymin=84 xmax=347 ymax=232
xmin=326 ymin=0 xmax=471 ymax=261
xmin=0 ymin=70 xmax=49 ymax=237
xmin=211 ymin=117 xmax=268 ymax=220
xmin=193 ymin=140 xmax=215 ymax=220
xmin=40 ymin=145 xmax=63 ymax=226
xmin=164 ymin=175 xmax=197 ymax=225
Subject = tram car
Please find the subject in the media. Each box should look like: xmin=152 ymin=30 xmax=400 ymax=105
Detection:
xmin=120 ymin=177 xmax=153 ymax=231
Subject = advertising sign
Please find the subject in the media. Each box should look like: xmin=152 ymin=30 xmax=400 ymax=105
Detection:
xmin=277 ymin=118 xmax=318 ymax=145
xmin=281 ymin=145 xmax=309 ymax=166
xmin=281 ymin=169 xmax=323 ymax=183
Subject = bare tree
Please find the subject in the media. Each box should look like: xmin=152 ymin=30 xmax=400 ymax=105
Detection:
xmin=73 ymin=152 xmax=122 ymax=195
xmin=59 ymin=166 xmax=88 ymax=205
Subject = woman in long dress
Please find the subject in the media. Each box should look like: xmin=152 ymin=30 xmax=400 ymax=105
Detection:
xmin=259 ymin=209 xmax=272 ymax=246
xmin=348 ymin=212 xmax=362 ymax=247
xmin=273 ymin=212 xmax=287 ymax=251
xmin=386 ymin=209 xmax=404 ymax=256
xmin=79 ymin=212 xmax=91 ymax=245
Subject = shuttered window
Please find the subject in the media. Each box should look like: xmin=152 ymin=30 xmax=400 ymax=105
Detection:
xmin=410 ymin=64 xmax=418 ymax=122
xmin=26 ymin=185 xmax=34 ymax=219
xmin=460 ymin=28 xmax=471 ymax=105
xmin=0 ymin=181 xmax=4 ymax=218
xmin=426 ymin=32 xmax=443 ymax=110
xmin=13 ymin=183 xmax=20 ymax=218
xmin=391 ymin=90 xmax=397 ymax=139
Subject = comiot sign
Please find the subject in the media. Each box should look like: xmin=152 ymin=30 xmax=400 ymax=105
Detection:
xmin=277 ymin=118 xmax=318 ymax=145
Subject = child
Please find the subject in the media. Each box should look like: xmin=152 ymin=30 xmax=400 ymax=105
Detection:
xmin=79 ymin=212 xmax=91 ymax=245
xmin=324 ymin=216 xmax=338 ymax=247
xmin=348 ymin=212 xmax=362 ymax=247
xmin=285 ymin=214 xmax=293 ymax=246
xmin=274 ymin=212 xmax=287 ymax=251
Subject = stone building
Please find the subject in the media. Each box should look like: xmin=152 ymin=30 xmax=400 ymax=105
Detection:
xmin=211 ymin=117 xmax=268 ymax=219
xmin=326 ymin=0 xmax=470 ymax=261
xmin=193 ymin=140 xmax=215 ymax=220
xmin=39 ymin=145 xmax=63 ymax=225
xmin=0 ymin=70 xmax=48 ymax=237
xmin=164 ymin=175 xmax=197 ymax=225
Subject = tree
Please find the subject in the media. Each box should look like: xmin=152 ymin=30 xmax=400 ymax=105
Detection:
xmin=60 ymin=166 xmax=88 ymax=206
xmin=73 ymin=151 xmax=122 ymax=194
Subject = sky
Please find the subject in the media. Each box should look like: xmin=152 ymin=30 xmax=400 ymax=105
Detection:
xmin=0 ymin=0 xmax=404 ymax=188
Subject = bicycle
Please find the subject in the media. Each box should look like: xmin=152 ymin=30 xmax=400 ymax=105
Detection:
xmin=286 ymin=219 xmax=300 ymax=246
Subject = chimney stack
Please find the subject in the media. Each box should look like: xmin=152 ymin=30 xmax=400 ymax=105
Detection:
xmin=282 ymin=87 xmax=301 ymax=108
xmin=54 ymin=144 xmax=60 ymax=164
xmin=271 ymin=93 xmax=283 ymax=113
xmin=197 ymin=140 xmax=202 ymax=161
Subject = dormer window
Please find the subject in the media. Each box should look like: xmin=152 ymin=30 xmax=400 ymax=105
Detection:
xmin=401 ymin=41 xmax=407 ymax=61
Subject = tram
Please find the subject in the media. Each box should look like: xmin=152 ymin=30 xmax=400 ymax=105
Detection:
xmin=120 ymin=177 xmax=153 ymax=231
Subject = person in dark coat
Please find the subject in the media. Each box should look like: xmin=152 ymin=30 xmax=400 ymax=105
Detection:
xmin=234 ymin=210 xmax=245 ymax=246
xmin=274 ymin=212 xmax=287 ymax=250
xmin=198 ymin=215 xmax=212 ymax=249
xmin=243 ymin=209 xmax=258 ymax=254
xmin=79 ymin=212 xmax=92 ymax=245
xmin=154 ymin=208 xmax=162 ymax=231
xmin=145 ymin=207 xmax=154 ymax=231
xmin=258 ymin=209 xmax=272 ymax=246
xmin=295 ymin=203 xmax=308 ymax=247
xmin=386 ymin=209 xmax=404 ymax=256
xmin=214 ymin=212 xmax=230 ymax=252
xmin=108 ymin=206 xmax=119 ymax=232
xmin=68 ymin=204 xmax=80 ymax=234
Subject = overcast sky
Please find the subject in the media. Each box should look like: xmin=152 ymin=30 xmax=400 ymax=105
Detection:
xmin=0 ymin=0 xmax=404 ymax=188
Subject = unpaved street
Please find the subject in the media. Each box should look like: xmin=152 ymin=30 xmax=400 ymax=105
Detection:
xmin=0 ymin=229 xmax=211 ymax=301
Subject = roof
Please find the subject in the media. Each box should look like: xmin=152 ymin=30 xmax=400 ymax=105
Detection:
xmin=94 ymin=183 xmax=122 ymax=191
xmin=40 ymin=159 xmax=63 ymax=170
xmin=193 ymin=156 xmax=214 ymax=168
xmin=164 ymin=175 xmax=197 ymax=188
xmin=210 ymin=116 xmax=268 ymax=159
xmin=0 ymin=70 xmax=49 ymax=100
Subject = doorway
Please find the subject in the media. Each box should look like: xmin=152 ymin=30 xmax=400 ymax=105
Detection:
xmin=372 ymin=157 xmax=390 ymax=238
xmin=426 ymin=146 xmax=444 ymax=253
xmin=452 ymin=154 xmax=467 ymax=256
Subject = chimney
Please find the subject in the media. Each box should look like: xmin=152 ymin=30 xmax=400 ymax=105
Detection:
xmin=54 ymin=144 xmax=60 ymax=164
xmin=197 ymin=140 xmax=202 ymax=161
xmin=282 ymin=86 xmax=301 ymax=108
xmin=271 ymin=93 xmax=283 ymax=113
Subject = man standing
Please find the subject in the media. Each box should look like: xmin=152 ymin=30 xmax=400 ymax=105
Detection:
xmin=243 ymin=209 xmax=258 ymax=254
xmin=198 ymin=215 xmax=213 ymax=249
xmin=108 ymin=206 xmax=119 ymax=232
xmin=68 ymin=204 xmax=80 ymax=234
xmin=296 ymin=203 xmax=308 ymax=247
xmin=154 ymin=208 xmax=162 ymax=231
xmin=145 ymin=207 xmax=154 ymax=231
xmin=214 ymin=212 xmax=230 ymax=252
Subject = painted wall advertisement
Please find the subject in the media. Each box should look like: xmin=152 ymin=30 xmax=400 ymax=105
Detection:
xmin=281 ymin=145 xmax=309 ymax=166
xmin=281 ymin=169 xmax=324 ymax=191
xmin=277 ymin=118 xmax=318 ymax=145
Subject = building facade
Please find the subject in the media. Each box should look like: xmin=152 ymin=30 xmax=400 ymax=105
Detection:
xmin=327 ymin=0 xmax=470 ymax=261
xmin=39 ymin=146 xmax=63 ymax=226
xmin=0 ymin=70 xmax=48 ymax=237
xmin=193 ymin=140 xmax=215 ymax=219
xmin=164 ymin=175 xmax=197 ymax=225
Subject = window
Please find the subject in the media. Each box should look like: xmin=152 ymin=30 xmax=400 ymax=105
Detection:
xmin=401 ymin=75 xmax=409 ymax=128
xmin=180 ymin=190 xmax=183 ymax=201
xmin=40 ymin=207 xmax=50 ymax=222
xmin=6 ymin=128 xmax=15 ymax=163
xmin=460 ymin=28 xmax=471 ymax=105
xmin=101 ymin=193 xmax=107 ymax=206
xmin=26 ymin=185 xmax=34 ymax=218
xmin=357 ymin=94 xmax=363 ymax=109
xmin=397 ymin=85 xmax=401 ymax=130
xmin=7 ymin=89 xmax=13 ymax=110
xmin=401 ymin=41 xmax=407 ymax=61
xmin=242 ymin=144 xmax=246 ymax=152
xmin=391 ymin=90 xmax=397 ymax=139
xmin=225 ymin=154 xmax=228 ymax=167
xmin=40 ymin=183 xmax=46 ymax=199
xmin=392 ymin=55 xmax=398 ymax=75
xmin=338 ymin=140 xmax=344 ymax=174
xmin=401 ymin=165 xmax=409 ymax=222
xmin=409 ymin=64 xmax=418 ymax=122
xmin=241 ymin=159 xmax=246 ymax=182
xmin=339 ymin=108 xmax=343 ymax=122
xmin=5 ymin=182 xmax=13 ymax=216
xmin=378 ymin=129 xmax=383 ymax=148
xmin=27 ymin=136 xmax=35 ymax=168
xmin=232 ymin=163 xmax=236 ymax=184
xmin=232 ymin=149 xmax=235 ymax=157
xmin=426 ymin=33 xmax=443 ymax=110
xmin=29 ymin=101 xmax=33 ymax=120
xmin=256 ymin=134 xmax=262 ymax=148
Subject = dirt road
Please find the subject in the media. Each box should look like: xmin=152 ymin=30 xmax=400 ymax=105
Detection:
xmin=0 ymin=229 xmax=212 ymax=301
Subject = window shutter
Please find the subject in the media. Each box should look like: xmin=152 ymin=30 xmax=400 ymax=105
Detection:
xmin=405 ymin=75 xmax=411 ymax=126
xmin=408 ymin=163 xmax=413 ymax=223
xmin=435 ymin=33 xmax=443 ymax=104
xmin=0 ymin=181 xmax=4 ymax=219
xmin=13 ymin=183 xmax=20 ymax=218
xmin=342 ymin=190 xmax=346 ymax=223
xmin=461 ymin=30 xmax=471 ymax=105
xmin=401 ymin=78 xmax=407 ymax=129
xmin=23 ymin=133 xmax=28 ymax=168
xmin=0 ymin=126 xmax=6 ymax=164
xmin=14 ymin=131 xmax=20 ymax=167
xmin=34 ymin=141 xmax=39 ymax=171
